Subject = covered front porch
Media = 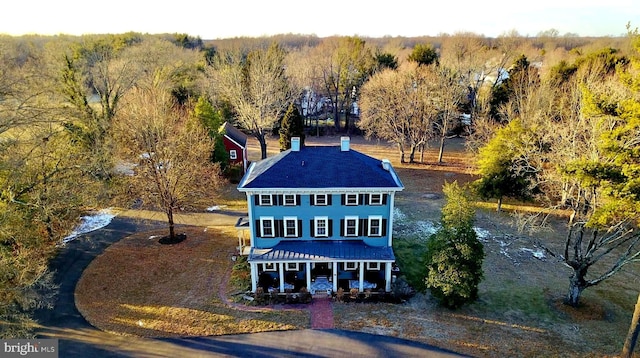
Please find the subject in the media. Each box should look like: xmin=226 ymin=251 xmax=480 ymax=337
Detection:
xmin=248 ymin=241 xmax=396 ymax=294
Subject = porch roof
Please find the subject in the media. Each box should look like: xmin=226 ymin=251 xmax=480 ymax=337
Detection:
xmin=248 ymin=240 xmax=395 ymax=262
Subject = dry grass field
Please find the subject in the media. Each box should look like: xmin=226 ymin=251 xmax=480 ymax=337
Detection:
xmin=75 ymin=134 xmax=640 ymax=357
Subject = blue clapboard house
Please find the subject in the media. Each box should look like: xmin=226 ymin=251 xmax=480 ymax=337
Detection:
xmin=236 ymin=137 xmax=404 ymax=294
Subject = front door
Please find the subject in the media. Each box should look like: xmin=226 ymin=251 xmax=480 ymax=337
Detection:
xmin=313 ymin=262 xmax=331 ymax=277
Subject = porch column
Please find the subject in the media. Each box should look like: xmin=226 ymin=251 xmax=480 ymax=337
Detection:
xmin=358 ymin=261 xmax=365 ymax=291
xmin=385 ymin=262 xmax=392 ymax=291
xmin=278 ymin=262 xmax=285 ymax=292
xmin=306 ymin=262 xmax=311 ymax=290
xmin=250 ymin=262 xmax=258 ymax=292
xmin=332 ymin=261 xmax=338 ymax=292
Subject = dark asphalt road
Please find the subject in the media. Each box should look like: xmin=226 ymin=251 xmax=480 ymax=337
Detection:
xmin=33 ymin=216 xmax=469 ymax=358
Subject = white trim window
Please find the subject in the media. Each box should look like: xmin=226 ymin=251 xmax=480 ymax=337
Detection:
xmin=366 ymin=262 xmax=380 ymax=270
xmin=344 ymin=216 xmax=359 ymax=237
xmin=283 ymin=194 xmax=297 ymax=206
xmin=263 ymin=262 xmax=277 ymax=271
xmin=229 ymin=149 xmax=237 ymax=160
xmin=369 ymin=193 xmax=383 ymax=205
xmin=368 ymin=215 xmax=383 ymax=237
xmin=286 ymin=262 xmax=299 ymax=271
xmin=259 ymin=194 xmax=273 ymax=206
xmin=345 ymin=262 xmax=358 ymax=270
xmin=314 ymin=216 xmax=329 ymax=237
xmin=314 ymin=194 xmax=328 ymax=206
xmin=260 ymin=217 xmax=275 ymax=237
xmin=345 ymin=193 xmax=359 ymax=206
xmin=284 ymin=216 xmax=298 ymax=238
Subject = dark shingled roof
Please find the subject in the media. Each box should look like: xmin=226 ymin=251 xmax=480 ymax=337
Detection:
xmin=238 ymin=145 xmax=403 ymax=189
xmin=221 ymin=122 xmax=247 ymax=147
xmin=248 ymin=240 xmax=395 ymax=262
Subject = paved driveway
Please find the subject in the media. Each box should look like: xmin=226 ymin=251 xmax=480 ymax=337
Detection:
xmin=34 ymin=214 xmax=468 ymax=357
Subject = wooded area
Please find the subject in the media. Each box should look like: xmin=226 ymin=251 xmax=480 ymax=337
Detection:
xmin=0 ymin=28 xmax=639 ymax=352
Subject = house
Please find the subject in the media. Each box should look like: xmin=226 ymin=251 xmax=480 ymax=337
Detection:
xmin=236 ymin=137 xmax=404 ymax=295
xmin=220 ymin=122 xmax=248 ymax=174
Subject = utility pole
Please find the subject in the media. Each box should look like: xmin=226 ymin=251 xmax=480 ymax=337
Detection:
xmin=622 ymin=293 xmax=640 ymax=358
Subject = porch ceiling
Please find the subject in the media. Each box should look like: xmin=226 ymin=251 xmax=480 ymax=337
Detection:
xmin=248 ymin=240 xmax=395 ymax=262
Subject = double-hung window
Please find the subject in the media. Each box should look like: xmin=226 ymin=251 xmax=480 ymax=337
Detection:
xmin=344 ymin=216 xmax=359 ymax=237
xmin=260 ymin=217 xmax=275 ymax=237
xmin=283 ymin=194 xmax=297 ymax=206
xmin=314 ymin=194 xmax=328 ymax=206
xmin=259 ymin=194 xmax=272 ymax=206
xmin=345 ymin=194 xmax=359 ymax=206
xmin=314 ymin=216 xmax=329 ymax=237
xmin=229 ymin=150 xmax=237 ymax=160
xmin=369 ymin=193 xmax=383 ymax=205
xmin=284 ymin=216 xmax=298 ymax=238
xmin=368 ymin=215 xmax=383 ymax=237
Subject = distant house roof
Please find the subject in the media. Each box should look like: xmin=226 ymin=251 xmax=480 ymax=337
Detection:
xmin=221 ymin=122 xmax=247 ymax=147
xmin=237 ymin=145 xmax=404 ymax=190
xmin=248 ymin=240 xmax=395 ymax=262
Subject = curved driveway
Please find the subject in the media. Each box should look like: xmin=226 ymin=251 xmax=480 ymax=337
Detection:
xmin=34 ymin=213 xmax=468 ymax=358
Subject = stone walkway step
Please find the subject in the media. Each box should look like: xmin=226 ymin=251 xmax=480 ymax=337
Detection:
xmin=310 ymin=297 xmax=334 ymax=329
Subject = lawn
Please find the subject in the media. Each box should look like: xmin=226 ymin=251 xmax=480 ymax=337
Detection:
xmin=75 ymin=134 xmax=639 ymax=357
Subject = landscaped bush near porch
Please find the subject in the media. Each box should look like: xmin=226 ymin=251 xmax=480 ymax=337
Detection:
xmin=229 ymin=255 xmax=251 ymax=292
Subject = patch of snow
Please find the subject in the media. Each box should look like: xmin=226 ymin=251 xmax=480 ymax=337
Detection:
xmin=148 ymin=235 xmax=160 ymax=240
xmin=61 ymin=209 xmax=116 ymax=244
xmin=495 ymin=239 xmax=512 ymax=260
xmin=206 ymin=205 xmax=228 ymax=212
xmin=473 ymin=227 xmax=491 ymax=239
xmin=521 ymin=247 xmax=546 ymax=260
xmin=393 ymin=207 xmax=406 ymax=222
xmin=416 ymin=221 xmax=438 ymax=235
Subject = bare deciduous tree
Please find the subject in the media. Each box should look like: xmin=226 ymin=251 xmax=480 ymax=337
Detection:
xmin=206 ymin=43 xmax=293 ymax=159
xmin=359 ymin=63 xmax=437 ymax=163
xmin=114 ymin=85 xmax=222 ymax=241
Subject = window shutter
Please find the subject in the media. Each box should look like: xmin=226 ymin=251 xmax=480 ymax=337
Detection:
xmin=359 ymin=218 xmax=367 ymax=236
xmin=340 ymin=219 xmax=345 ymax=236
xmin=328 ymin=220 xmax=333 ymax=237
xmin=310 ymin=195 xmax=315 ymax=206
xmin=382 ymin=219 xmax=388 ymax=236
xmin=276 ymin=195 xmax=283 ymax=206
xmin=255 ymin=220 xmax=261 ymax=237
xmin=310 ymin=220 xmax=315 ymax=237
xmin=296 ymin=195 xmax=301 ymax=206
xmin=254 ymin=195 xmax=259 ymax=206
xmin=362 ymin=194 xmax=368 ymax=205
xmin=327 ymin=195 xmax=333 ymax=205
xmin=298 ymin=220 xmax=303 ymax=237
xmin=276 ymin=220 xmax=284 ymax=237
xmin=341 ymin=194 xmax=345 ymax=205
xmin=382 ymin=194 xmax=388 ymax=205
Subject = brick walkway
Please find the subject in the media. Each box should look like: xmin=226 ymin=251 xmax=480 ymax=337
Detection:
xmin=310 ymin=297 xmax=334 ymax=329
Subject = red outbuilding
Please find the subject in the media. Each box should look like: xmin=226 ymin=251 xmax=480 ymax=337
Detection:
xmin=220 ymin=122 xmax=248 ymax=174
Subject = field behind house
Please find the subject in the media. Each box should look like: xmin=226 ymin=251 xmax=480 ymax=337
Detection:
xmin=76 ymin=134 xmax=640 ymax=357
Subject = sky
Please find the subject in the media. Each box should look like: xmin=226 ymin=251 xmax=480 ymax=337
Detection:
xmin=1 ymin=0 xmax=637 ymax=39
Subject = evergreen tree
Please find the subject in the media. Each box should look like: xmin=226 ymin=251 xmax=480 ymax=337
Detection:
xmin=279 ymin=103 xmax=305 ymax=151
xmin=193 ymin=96 xmax=229 ymax=170
xmin=473 ymin=119 xmax=539 ymax=212
xmin=425 ymin=181 xmax=484 ymax=309
xmin=407 ymin=43 xmax=439 ymax=66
